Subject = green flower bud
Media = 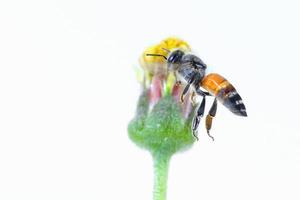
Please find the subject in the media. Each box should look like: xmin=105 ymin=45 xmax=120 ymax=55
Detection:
xmin=128 ymin=90 xmax=195 ymax=157
xmin=128 ymin=37 xmax=197 ymax=200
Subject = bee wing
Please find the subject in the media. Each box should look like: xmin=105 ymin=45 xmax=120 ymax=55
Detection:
xmin=178 ymin=62 xmax=199 ymax=82
xmin=205 ymin=65 xmax=214 ymax=75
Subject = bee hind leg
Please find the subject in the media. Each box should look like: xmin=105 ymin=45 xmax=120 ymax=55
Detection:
xmin=192 ymin=96 xmax=206 ymax=140
xmin=205 ymin=98 xmax=218 ymax=141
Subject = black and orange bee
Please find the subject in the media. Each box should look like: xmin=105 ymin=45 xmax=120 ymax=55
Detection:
xmin=147 ymin=49 xmax=247 ymax=140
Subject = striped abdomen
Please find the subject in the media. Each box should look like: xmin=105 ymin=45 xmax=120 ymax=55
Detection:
xmin=201 ymin=73 xmax=247 ymax=117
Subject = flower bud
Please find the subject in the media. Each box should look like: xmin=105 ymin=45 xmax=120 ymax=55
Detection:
xmin=128 ymin=37 xmax=199 ymax=200
xmin=129 ymin=37 xmax=196 ymax=157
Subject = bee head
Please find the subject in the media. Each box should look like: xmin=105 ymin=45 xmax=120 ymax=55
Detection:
xmin=167 ymin=50 xmax=184 ymax=71
xmin=167 ymin=50 xmax=184 ymax=64
xmin=145 ymin=49 xmax=184 ymax=72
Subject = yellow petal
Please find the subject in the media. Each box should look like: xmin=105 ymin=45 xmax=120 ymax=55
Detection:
xmin=139 ymin=37 xmax=191 ymax=79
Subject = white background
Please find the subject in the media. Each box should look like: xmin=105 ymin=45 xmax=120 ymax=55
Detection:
xmin=0 ymin=0 xmax=300 ymax=199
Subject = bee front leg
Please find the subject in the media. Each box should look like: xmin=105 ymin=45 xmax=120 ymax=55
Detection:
xmin=180 ymin=75 xmax=196 ymax=103
xmin=190 ymin=91 xmax=196 ymax=106
xmin=180 ymin=83 xmax=191 ymax=103
xmin=205 ymin=98 xmax=217 ymax=141
xmin=192 ymin=95 xmax=206 ymax=140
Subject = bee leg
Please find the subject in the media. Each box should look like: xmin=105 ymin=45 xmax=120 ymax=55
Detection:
xmin=205 ymin=98 xmax=217 ymax=141
xmin=192 ymin=95 xmax=206 ymax=140
xmin=196 ymin=88 xmax=211 ymax=96
xmin=180 ymin=75 xmax=196 ymax=103
xmin=180 ymin=83 xmax=191 ymax=103
xmin=190 ymin=91 xmax=196 ymax=106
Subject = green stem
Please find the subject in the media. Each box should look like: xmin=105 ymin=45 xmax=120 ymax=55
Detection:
xmin=152 ymin=152 xmax=171 ymax=200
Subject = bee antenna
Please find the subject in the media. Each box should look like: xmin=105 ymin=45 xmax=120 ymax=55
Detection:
xmin=161 ymin=48 xmax=170 ymax=53
xmin=146 ymin=54 xmax=167 ymax=60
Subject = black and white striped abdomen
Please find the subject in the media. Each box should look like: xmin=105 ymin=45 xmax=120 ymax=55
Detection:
xmin=201 ymin=73 xmax=247 ymax=117
xmin=218 ymin=88 xmax=247 ymax=116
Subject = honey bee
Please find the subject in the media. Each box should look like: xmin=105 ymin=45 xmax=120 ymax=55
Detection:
xmin=146 ymin=49 xmax=247 ymax=141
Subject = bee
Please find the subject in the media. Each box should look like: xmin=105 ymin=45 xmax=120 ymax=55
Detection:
xmin=146 ymin=49 xmax=247 ymax=140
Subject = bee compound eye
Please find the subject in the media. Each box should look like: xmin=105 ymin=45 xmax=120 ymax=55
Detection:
xmin=168 ymin=50 xmax=184 ymax=64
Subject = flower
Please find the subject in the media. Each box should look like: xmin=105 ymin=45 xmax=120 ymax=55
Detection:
xmin=138 ymin=37 xmax=191 ymax=87
xmin=128 ymin=37 xmax=197 ymax=200
xmin=129 ymin=37 xmax=196 ymax=154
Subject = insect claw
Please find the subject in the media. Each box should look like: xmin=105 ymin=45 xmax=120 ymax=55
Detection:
xmin=192 ymin=131 xmax=199 ymax=141
xmin=207 ymin=130 xmax=214 ymax=141
xmin=180 ymin=93 xmax=185 ymax=104
xmin=190 ymin=91 xmax=196 ymax=106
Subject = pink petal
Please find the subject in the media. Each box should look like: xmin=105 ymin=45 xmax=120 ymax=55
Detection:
xmin=148 ymin=75 xmax=162 ymax=108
